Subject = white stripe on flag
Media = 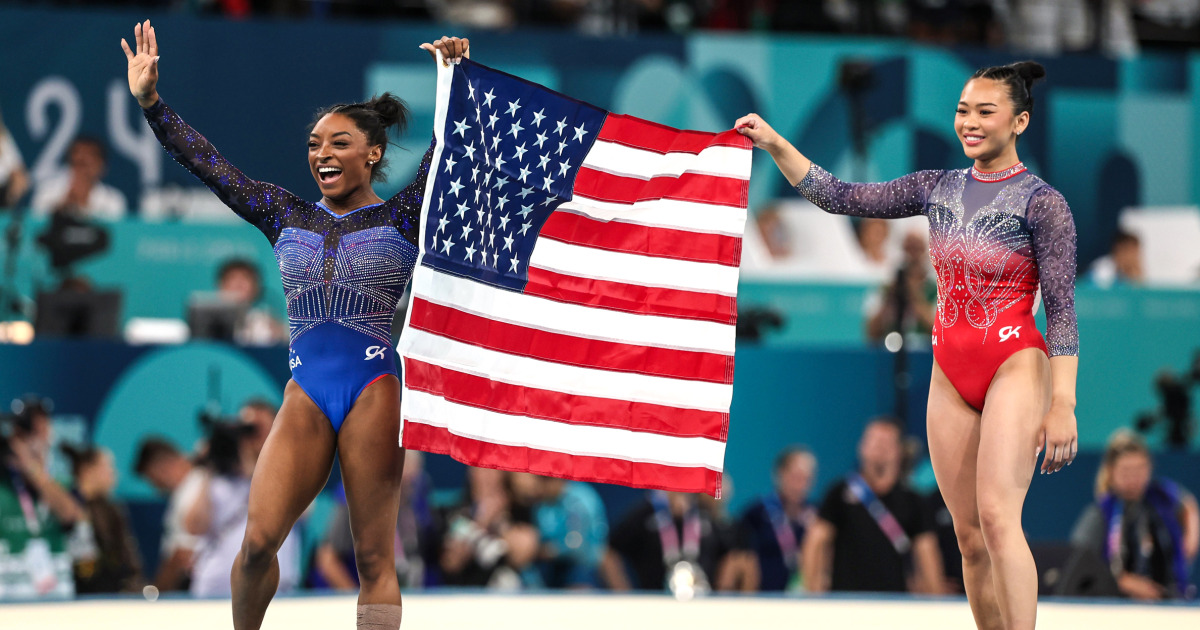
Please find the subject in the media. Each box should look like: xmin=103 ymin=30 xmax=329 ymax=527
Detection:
xmin=411 ymin=270 xmax=735 ymax=355
xmin=558 ymin=198 xmax=746 ymax=237
xmin=403 ymin=388 xmax=727 ymax=470
xmin=582 ymin=141 xmax=752 ymax=181
xmin=400 ymin=328 xmax=735 ymax=412
xmin=529 ymin=238 xmax=740 ymax=297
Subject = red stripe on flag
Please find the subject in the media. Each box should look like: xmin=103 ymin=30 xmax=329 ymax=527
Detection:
xmin=597 ymin=113 xmax=752 ymax=155
xmin=402 ymin=421 xmax=723 ymax=497
xmin=524 ymin=267 xmax=736 ymax=324
xmin=403 ymin=358 xmax=729 ymax=441
xmin=408 ymin=298 xmax=732 ymax=384
xmin=539 ymin=210 xmax=742 ymax=267
xmin=573 ymin=168 xmax=747 ymax=208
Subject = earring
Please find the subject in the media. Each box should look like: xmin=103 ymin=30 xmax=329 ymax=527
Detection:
xmin=369 ymin=160 xmax=377 ymax=165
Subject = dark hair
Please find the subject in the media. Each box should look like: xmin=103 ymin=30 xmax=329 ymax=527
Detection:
xmin=240 ymin=397 xmax=278 ymax=417
xmin=773 ymin=445 xmax=814 ymax=475
xmin=216 ymin=258 xmax=260 ymax=284
xmin=969 ymin=61 xmax=1046 ymax=118
xmin=1113 ymin=229 xmax=1140 ymax=248
xmin=60 ymin=443 xmax=103 ymax=480
xmin=134 ymin=436 xmax=183 ymax=476
xmin=69 ymin=135 xmax=108 ymax=163
xmin=313 ymin=93 xmax=411 ymax=184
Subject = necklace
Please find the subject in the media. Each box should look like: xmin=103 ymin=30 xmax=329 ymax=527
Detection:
xmin=970 ymin=162 xmax=1026 ymax=183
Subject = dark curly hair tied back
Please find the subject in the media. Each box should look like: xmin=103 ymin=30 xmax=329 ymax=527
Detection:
xmin=313 ymin=92 xmax=411 ymax=183
xmin=969 ymin=61 xmax=1047 ymax=117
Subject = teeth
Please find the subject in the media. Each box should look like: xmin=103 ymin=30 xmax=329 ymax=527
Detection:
xmin=318 ymin=167 xmax=342 ymax=174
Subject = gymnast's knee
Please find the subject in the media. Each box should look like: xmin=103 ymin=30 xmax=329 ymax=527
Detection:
xmin=977 ymin=500 xmax=1021 ymax=550
xmin=239 ymin=525 xmax=284 ymax=571
xmin=954 ymin=522 xmax=989 ymax=565
xmin=353 ymin=541 xmax=395 ymax=587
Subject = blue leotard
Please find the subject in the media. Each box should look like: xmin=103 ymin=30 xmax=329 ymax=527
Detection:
xmin=144 ymin=99 xmax=434 ymax=431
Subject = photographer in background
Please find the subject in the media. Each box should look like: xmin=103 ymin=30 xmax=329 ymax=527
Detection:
xmin=60 ymin=443 xmax=143 ymax=594
xmin=185 ymin=398 xmax=299 ymax=598
xmin=865 ymin=229 xmax=937 ymax=345
xmin=30 ymin=136 xmax=127 ymax=221
xmin=0 ymin=396 xmax=86 ymax=599
xmin=1069 ymin=430 xmax=1199 ymax=600
xmin=134 ymin=437 xmax=206 ymax=592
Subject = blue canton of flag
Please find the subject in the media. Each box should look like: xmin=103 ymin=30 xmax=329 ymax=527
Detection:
xmin=421 ymin=61 xmax=607 ymax=292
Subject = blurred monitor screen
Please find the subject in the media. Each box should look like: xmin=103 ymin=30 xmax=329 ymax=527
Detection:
xmin=34 ymin=290 xmax=122 ymax=339
xmin=187 ymin=294 xmax=245 ymax=342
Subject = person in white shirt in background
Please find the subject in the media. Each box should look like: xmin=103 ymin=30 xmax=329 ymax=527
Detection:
xmin=0 ymin=113 xmax=30 ymax=208
xmin=134 ymin=437 xmax=206 ymax=592
xmin=31 ymin=136 xmax=127 ymax=221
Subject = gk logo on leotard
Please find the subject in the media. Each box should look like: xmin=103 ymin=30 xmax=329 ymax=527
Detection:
xmin=364 ymin=346 xmax=388 ymax=360
xmin=999 ymin=326 xmax=1021 ymax=342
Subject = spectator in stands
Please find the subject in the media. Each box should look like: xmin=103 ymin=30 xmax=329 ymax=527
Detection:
xmin=31 ymin=136 xmax=127 ymax=221
xmin=865 ymin=229 xmax=937 ymax=344
xmin=0 ymin=111 xmax=30 ymax=208
xmin=439 ymin=467 xmax=540 ymax=589
xmin=0 ymin=396 xmax=85 ymax=599
xmin=134 ymin=436 xmax=206 ymax=591
xmin=1087 ymin=229 xmax=1144 ymax=288
xmin=1132 ymin=0 xmax=1200 ymax=50
xmin=213 ymin=258 xmax=288 ymax=346
xmin=801 ymin=418 xmax=944 ymax=594
xmin=739 ymin=446 xmax=818 ymax=592
xmin=1069 ymin=429 xmax=1200 ymax=600
xmin=185 ymin=398 xmax=300 ymax=597
xmin=60 ymin=443 xmax=143 ymax=593
xmin=314 ymin=450 xmax=439 ymax=590
xmin=855 ymin=217 xmax=893 ymax=275
xmin=825 ymin=0 xmax=907 ymax=35
xmin=520 ymin=0 xmax=670 ymax=35
xmin=602 ymin=490 xmax=744 ymax=594
xmin=533 ymin=476 xmax=609 ymax=589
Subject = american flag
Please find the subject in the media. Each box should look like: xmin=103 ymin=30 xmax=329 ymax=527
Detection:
xmin=397 ymin=59 xmax=751 ymax=497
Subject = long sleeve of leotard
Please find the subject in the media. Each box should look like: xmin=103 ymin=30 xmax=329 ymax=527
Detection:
xmin=385 ymin=136 xmax=436 ymax=247
xmin=1027 ymin=187 xmax=1079 ymax=356
xmin=143 ymin=99 xmax=299 ymax=242
xmin=793 ymin=163 xmax=945 ymax=219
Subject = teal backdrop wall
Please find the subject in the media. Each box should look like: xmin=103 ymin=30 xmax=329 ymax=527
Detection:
xmin=4 ymin=7 xmax=1200 ymax=265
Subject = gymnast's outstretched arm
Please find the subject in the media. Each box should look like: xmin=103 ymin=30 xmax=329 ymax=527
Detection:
xmin=735 ymin=112 xmax=941 ymax=219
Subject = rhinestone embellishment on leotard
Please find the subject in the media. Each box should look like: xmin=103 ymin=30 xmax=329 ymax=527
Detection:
xmin=970 ymin=162 xmax=1026 ymax=183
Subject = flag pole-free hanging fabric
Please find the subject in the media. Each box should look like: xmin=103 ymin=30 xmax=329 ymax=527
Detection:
xmin=397 ymin=56 xmax=752 ymax=498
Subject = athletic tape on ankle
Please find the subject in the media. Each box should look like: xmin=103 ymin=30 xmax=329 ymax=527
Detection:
xmin=357 ymin=604 xmax=403 ymax=630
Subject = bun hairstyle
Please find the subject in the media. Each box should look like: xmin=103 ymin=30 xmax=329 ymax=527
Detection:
xmin=313 ymin=92 xmax=411 ymax=183
xmin=969 ymin=61 xmax=1046 ymax=117
xmin=60 ymin=443 xmax=102 ymax=480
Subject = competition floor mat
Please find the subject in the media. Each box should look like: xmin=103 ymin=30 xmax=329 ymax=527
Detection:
xmin=4 ymin=592 xmax=1199 ymax=629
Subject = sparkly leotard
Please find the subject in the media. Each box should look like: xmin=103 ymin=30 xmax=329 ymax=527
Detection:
xmin=796 ymin=163 xmax=1078 ymax=410
xmin=144 ymin=100 xmax=434 ymax=430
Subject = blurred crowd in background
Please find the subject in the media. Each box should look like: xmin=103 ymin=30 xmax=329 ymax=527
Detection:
xmin=11 ymin=0 xmax=1200 ymax=54
xmin=4 ymin=395 xmax=1196 ymax=600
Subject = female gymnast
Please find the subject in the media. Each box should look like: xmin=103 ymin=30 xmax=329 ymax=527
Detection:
xmin=736 ymin=61 xmax=1078 ymax=629
xmin=122 ymin=20 xmax=468 ymax=630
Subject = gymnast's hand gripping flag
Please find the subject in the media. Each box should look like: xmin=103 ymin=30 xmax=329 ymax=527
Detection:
xmin=397 ymin=57 xmax=751 ymax=497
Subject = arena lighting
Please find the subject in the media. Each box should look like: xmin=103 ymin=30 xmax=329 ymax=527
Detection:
xmin=884 ymin=331 xmax=904 ymax=353
xmin=0 ymin=320 xmax=34 ymax=344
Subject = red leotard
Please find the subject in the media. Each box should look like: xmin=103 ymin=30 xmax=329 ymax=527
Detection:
xmin=796 ymin=164 xmax=1078 ymax=410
